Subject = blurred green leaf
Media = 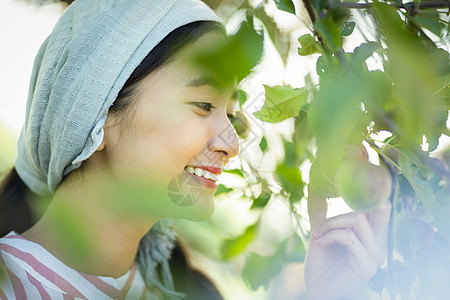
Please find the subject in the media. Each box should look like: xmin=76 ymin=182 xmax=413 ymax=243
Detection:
xmin=293 ymin=108 xmax=312 ymax=146
xmin=408 ymin=13 xmax=446 ymax=37
xmin=0 ymin=125 xmax=17 ymax=174
xmin=308 ymin=73 xmax=370 ymax=152
xmin=339 ymin=21 xmax=355 ymax=36
xmin=196 ymin=19 xmax=263 ymax=85
xmin=274 ymin=0 xmax=296 ymax=14
xmin=48 ymin=202 xmax=94 ymax=263
xmin=315 ymin=55 xmax=342 ymax=78
xmin=275 ymin=163 xmax=304 ymax=203
xmin=283 ymin=138 xmax=299 ymax=168
xmin=373 ymin=3 xmax=449 ymax=149
xmin=215 ymin=184 xmax=233 ymax=196
xmin=242 ymin=240 xmax=287 ymax=290
xmin=253 ymin=85 xmax=308 ymax=123
xmin=312 ymin=0 xmax=328 ymax=11
xmin=298 ymin=34 xmax=320 ymax=56
xmin=315 ymin=17 xmax=341 ymax=52
xmin=259 ymin=136 xmax=268 ymax=152
xmin=230 ymin=111 xmax=251 ymax=139
xmin=235 ymin=89 xmax=248 ymax=107
xmin=351 ymin=42 xmax=380 ymax=65
xmin=250 ymin=188 xmax=272 ymax=209
xmin=254 ymin=6 xmax=291 ymax=65
xmin=223 ymin=168 xmax=245 ymax=177
xmin=399 ymin=158 xmax=450 ymax=244
xmin=221 ymin=224 xmax=256 ymax=259
xmin=395 ymin=217 xmax=435 ymax=261
xmin=328 ymin=6 xmax=351 ymax=27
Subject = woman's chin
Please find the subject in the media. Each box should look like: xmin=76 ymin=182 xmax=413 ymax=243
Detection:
xmin=178 ymin=193 xmax=215 ymax=221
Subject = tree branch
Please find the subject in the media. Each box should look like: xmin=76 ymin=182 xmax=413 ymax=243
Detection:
xmin=341 ymin=0 xmax=450 ymax=9
xmin=301 ymin=0 xmax=317 ymax=24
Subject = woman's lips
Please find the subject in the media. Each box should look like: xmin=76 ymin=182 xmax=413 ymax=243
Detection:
xmin=184 ymin=170 xmax=218 ymax=189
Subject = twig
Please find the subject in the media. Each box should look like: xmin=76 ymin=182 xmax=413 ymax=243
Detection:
xmin=301 ymin=0 xmax=317 ymax=24
xmin=341 ymin=0 xmax=450 ymax=9
xmin=301 ymin=0 xmax=325 ymax=44
xmin=367 ymin=139 xmax=400 ymax=300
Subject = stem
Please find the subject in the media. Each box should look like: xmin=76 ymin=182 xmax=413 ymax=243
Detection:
xmin=301 ymin=0 xmax=317 ymax=24
xmin=341 ymin=0 xmax=450 ymax=9
xmin=301 ymin=0 xmax=325 ymax=44
xmin=367 ymin=140 xmax=400 ymax=299
xmin=379 ymin=154 xmax=398 ymax=300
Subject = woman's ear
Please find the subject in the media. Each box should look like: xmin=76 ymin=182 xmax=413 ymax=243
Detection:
xmin=96 ymin=138 xmax=106 ymax=152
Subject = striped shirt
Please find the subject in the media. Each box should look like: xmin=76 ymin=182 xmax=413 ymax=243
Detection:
xmin=0 ymin=231 xmax=156 ymax=300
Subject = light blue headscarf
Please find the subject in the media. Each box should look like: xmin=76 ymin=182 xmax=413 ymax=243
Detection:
xmin=15 ymin=0 xmax=223 ymax=196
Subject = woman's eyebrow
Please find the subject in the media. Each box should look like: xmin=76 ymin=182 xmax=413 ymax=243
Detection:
xmin=185 ymin=74 xmax=219 ymax=88
xmin=186 ymin=74 xmax=239 ymax=106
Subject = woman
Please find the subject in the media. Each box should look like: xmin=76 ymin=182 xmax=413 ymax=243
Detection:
xmin=0 ymin=0 xmax=391 ymax=299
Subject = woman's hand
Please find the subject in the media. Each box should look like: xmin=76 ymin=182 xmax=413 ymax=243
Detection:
xmin=304 ymin=186 xmax=391 ymax=300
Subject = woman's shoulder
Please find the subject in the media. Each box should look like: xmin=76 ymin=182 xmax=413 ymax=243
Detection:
xmin=0 ymin=231 xmax=148 ymax=299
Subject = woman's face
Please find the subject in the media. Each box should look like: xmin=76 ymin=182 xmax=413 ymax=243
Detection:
xmin=100 ymin=31 xmax=239 ymax=221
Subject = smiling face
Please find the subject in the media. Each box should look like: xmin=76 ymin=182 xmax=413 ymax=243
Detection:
xmin=98 ymin=31 xmax=240 ymax=221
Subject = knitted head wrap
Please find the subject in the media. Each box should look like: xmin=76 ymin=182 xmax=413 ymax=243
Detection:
xmin=15 ymin=0 xmax=223 ymax=196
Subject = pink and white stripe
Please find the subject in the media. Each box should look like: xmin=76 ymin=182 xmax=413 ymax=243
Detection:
xmin=0 ymin=232 xmax=149 ymax=300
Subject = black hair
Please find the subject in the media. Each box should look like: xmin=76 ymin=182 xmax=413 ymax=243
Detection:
xmin=0 ymin=21 xmax=224 ymax=300
xmin=110 ymin=21 xmax=224 ymax=117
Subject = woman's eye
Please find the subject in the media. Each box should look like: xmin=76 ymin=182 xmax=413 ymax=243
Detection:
xmin=192 ymin=102 xmax=216 ymax=112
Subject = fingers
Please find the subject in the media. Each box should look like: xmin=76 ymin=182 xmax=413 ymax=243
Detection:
xmin=314 ymin=229 xmax=379 ymax=277
xmin=313 ymin=212 xmax=385 ymax=266
xmin=365 ymin=200 xmax=391 ymax=245
xmin=308 ymin=185 xmax=327 ymax=233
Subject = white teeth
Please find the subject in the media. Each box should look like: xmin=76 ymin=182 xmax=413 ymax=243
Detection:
xmin=184 ymin=166 xmax=219 ymax=182
xmin=203 ymin=171 xmax=213 ymax=180
xmin=194 ymin=168 xmax=204 ymax=177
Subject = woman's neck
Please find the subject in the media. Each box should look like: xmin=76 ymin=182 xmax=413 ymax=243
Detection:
xmin=22 ymin=168 xmax=157 ymax=278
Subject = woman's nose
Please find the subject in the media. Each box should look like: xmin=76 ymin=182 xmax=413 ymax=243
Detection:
xmin=208 ymin=118 xmax=240 ymax=159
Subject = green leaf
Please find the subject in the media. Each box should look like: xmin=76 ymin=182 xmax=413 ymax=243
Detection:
xmin=221 ymin=224 xmax=256 ymax=259
xmin=196 ymin=20 xmax=263 ymax=86
xmin=351 ymin=42 xmax=380 ymax=64
xmin=283 ymin=138 xmax=301 ymax=168
xmin=409 ymin=14 xmax=446 ymax=37
xmin=308 ymin=73 xmax=370 ymax=149
xmin=253 ymin=6 xmax=291 ymax=65
xmin=259 ymin=136 xmax=268 ymax=152
xmin=215 ymin=184 xmax=233 ymax=196
xmin=294 ymin=108 xmax=312 ymax=146
xmin=274 ymin=0 xmax=296 ymax=14
xmin=251 ymin=189 xmax=272 ymax=209
xmin=275 ymin=163 xmax=304 ymax=203
xmin=312 ymin=0 xmax=328 ymax=11
xmin=315 ymin=18 xmax=341 ymax=52
xmin=0 ymin=126 xmax=17 ymax=174
xmin=235 ymin=89 xmax=248 ymax=107
xmin=230 ymin=111 xmax=250 ymax=139
xmin=253 ymin=85 xmax=308 ymax=123
xmin=223 ymin=168 xmax=245 ymax=177
xmin=298 ymin=34 xmax=320 ymax=56
xmin=399 ymin=161 xmax=450 ymax=244
xmin=339 ymin=21 xmax=356 ymax=36
xmin=242 ymin=241 xmax=287 ymax=290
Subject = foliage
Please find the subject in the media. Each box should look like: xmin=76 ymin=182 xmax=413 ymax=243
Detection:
xmin=2 ymin=0 xmax=449 ymax=298
xmin=204 ymin=0 xmax=449 ymax=298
